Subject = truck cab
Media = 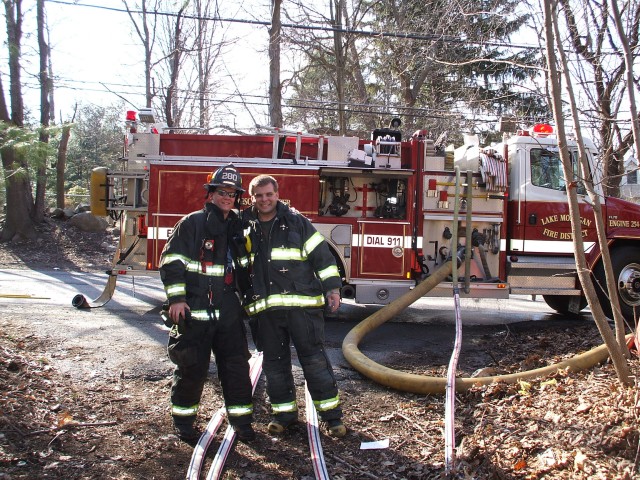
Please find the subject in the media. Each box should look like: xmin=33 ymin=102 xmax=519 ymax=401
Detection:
xmin=456 ymin=124 xmax=640 ymax=320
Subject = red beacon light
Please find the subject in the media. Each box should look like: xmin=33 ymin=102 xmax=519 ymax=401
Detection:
xmin=532 ymin=123 xmax=553 ymax=137
xmin=125 ymin=110 xmax=137 ymax=122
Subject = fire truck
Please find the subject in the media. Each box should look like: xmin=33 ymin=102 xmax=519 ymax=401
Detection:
xmin=75 ymin=109 xmax=640 ymax=323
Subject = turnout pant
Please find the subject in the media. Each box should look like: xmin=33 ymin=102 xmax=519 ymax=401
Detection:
xmin=170 ymin=291 xmax=253 ymax=426
xmin=256 ymin=308 xmax=341 ymax=422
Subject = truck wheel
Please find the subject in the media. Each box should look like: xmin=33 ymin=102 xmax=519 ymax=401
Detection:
xmin=542 ymin=295 xmax=587 ymax=317
xmin=594 ymin=246 xmax=640 ymax=322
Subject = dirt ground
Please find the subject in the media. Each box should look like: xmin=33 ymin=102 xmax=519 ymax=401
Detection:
xmin=0 ymin=215 xmax=639 ymax=479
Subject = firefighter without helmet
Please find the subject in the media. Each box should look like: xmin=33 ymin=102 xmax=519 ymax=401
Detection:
xmin=204 ymin=163 xmax=245 ymax=193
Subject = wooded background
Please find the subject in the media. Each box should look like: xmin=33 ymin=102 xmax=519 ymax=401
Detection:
xmin=0 ymin=0 xmax=638 ymax=241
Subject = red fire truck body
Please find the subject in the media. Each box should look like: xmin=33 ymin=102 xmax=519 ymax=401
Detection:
xmin=89 ymin=113 xmax=640 ymax=321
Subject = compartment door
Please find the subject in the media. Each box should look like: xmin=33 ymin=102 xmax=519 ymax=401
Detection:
xmin=357 ymin=221 xmax=411 ymax=279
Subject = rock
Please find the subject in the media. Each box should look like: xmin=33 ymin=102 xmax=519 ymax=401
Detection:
xmin=74 ymin=204 xmax=91 ymax=214
xmin=50 ymin=208 xmax=65 ymax=219
xmin=63 ymin=208 xmax=75 ymax=219
xmin=69 ymin=212 xmax=108 ymax=232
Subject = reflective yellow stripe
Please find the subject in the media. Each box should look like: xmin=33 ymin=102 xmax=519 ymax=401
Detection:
xmin=160 ymin=253 xmax=227 ymax=277
xmin=303 ymin=232 xmax=324 ymax=257
xmin=185 ymin=262 xmax=225 ymax=276
xmin=165 ymin=283 xmax=186 ymax=297
xmin=245 ymin=293 xmax=325 ymax=315
xmin=160 ymin=253 xmax=190 ymax=267
xmin=317 ymin=265 xmax=339 ymax=281
xmin=271 ymin=247 xmax=306 ymax=261
xmin=313 ymin=395 xmax=340 ymax=412
xmin=272 ymin=401 xmax=298 ymax=413
xmin=227 ymin=404 xmax=254 ymax=417
xmin=172 ymin=404 xmax=199 ymax=416
xmin=190 ymin=309 xmax=220 ymax=321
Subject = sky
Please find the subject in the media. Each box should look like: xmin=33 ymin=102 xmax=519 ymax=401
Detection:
xmin=8 ymin=0 xmax=270 ymax=127
xmin=47 ymin=1 xmax=142 ymax=116
xmin=6 ymin=0 xmax=631 ymax=140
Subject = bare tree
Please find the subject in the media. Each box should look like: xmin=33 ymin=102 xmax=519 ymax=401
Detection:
xmin=34 ymin=0 xmax=51 ymax=223
xmin=269 ymin=0 xmax=283 ymax=128
xmin=125 ymin=0 xmax=237 ymax=129
xmin=610 ymin=0 xmax=640 ymax=166
xmin=551 ymin=0 xmax=628 ymax=356
xmin=330 ymin=0 xmax=347 ymax=134
xmin=193 ymin=0 xmax=225 ymax=130
xmin=123 ymin=0 xmax=160 ymax=108
xmin=161 ymin=2 xmax=189 ymax=128
xmin=543 ymin=0 xmax=630 ymax=384
xmin=556 ymin=0 xmax=639 ymax=197
xmin=281 ymin=0 xmax=374 ymax=135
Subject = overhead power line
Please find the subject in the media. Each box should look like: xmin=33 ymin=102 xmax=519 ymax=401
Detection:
xmin=25 ymin=76 xmax=531 ymax=121
xmin=47 ymin=0 xmax=542 ymax=51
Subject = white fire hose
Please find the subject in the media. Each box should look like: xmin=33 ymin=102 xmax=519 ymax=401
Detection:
xmin=445 ymin=166 xmax=463 ymax=473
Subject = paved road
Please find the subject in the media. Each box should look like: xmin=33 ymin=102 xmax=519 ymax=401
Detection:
xmin=0 ymin=268 xmax=592 ymax=384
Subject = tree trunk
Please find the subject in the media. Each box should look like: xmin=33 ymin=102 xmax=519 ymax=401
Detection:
xmin=348 ymin=41 xmax=376 ymax=132
xmin=543 ymin=0 xmax=630 ymax=384
xmin=1 ymin=147 xmax=36 ymax=241
xmin=5 ymin=0 xmax=24 ymax=128
xmin=1 ymin=0 xmax=36 ymax=241
xmin=56 ymin=125 xmax=71 ymax=209
xmin=34 ymin=0 xmax=50 ymax=222
xmin=331 ymin=0 xmax=347 ymax=134
xmin=269 ymin=0 xmax=283 ymax=128
xmin=56 ymin=106 xmax=76 ymax=209
xmin=164 ymin=5 xmax=186 ymax=129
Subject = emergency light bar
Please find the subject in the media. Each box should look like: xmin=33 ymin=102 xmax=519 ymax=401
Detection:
xmin=532 ymin=123 xmax=553 ymax=135
xmin=517 ymin=123 xmax=554 ymax=138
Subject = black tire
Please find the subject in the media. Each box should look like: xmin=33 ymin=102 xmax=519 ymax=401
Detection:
xmin=542 ymin=295 xmax=587 ymax=317
xmin=593 ymin=246 xmax=640 ymax=322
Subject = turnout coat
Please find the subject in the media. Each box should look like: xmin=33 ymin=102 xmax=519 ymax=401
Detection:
xmin=242 ymin=201 xmax=342 ymax=315
xmin=160 ymin=202 xmax=250 ymax=320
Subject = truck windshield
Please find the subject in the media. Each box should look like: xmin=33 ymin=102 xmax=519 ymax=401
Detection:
xmin=530 ymin=147 xmax=586 ymax=194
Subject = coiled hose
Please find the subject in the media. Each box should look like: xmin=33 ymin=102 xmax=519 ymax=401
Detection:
xmin=341 ymin=260 xmax=614 ymax=394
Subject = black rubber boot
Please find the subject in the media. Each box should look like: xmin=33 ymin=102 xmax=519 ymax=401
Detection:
xmin=267 ymin=415 xmax=298 ymax=435
xmin=233 ymin=423 xmax=255 ymax=443
xmin=173 ymin=416 xmax=199 ymax=442
xmin=326 ymin=419 xmax=346 ymax=438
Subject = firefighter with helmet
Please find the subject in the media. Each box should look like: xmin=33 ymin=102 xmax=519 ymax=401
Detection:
xmin=159 ymin=164 xmax=255 ymax=442
xmin=242 ymin=174 xmax=346 ymax=438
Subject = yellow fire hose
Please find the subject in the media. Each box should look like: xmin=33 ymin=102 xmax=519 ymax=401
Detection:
xmin=0 ymin=294 xmax=50 ymax=299
xmin=341 ymin=260 xmax=615 ymax=394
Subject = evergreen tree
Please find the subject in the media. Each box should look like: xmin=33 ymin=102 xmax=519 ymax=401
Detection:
xmin=283 ymin=0 xmax=547 ymax=141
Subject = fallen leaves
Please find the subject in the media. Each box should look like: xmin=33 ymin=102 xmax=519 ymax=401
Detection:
xmin=2 ymin=312 xmax=639 ymax=479
xmin=574 ymin=449 xmax=587 ymax=470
